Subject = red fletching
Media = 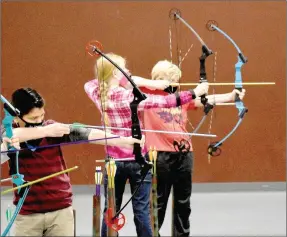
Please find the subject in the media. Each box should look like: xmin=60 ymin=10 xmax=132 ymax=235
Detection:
xmin=85 ymin=40 xmax=103 ymax=57
xmin=105 ymin=208 xmax=126 ymax=231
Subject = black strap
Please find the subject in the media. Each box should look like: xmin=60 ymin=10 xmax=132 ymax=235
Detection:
xmin=175 ymin=91 xmax=181 ymax=107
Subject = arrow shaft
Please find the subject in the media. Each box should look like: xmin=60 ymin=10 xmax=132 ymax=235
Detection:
xmin=1 ymin=177 xmax=12 ymax=183
xmin=0 ymin=136 xmax=120 ymax=154
xmin=171 ymin=82 xmax=275 ymax=86
xmin=70 ymin=124 xmax=217 ymax=138
xmin=1 ymin=166 xmax=78 ymax=195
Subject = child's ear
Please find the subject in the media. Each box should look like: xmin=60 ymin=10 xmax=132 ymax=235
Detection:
xmin=14 ymin=117 xmax=20 ymax=124
xmin=112 ymin=69 xmax=117 ymax=78
xmin=13 ymin=117 xmax=21 ymax=127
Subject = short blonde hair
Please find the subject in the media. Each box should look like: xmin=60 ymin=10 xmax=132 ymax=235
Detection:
xmin=151 ymin=60 xmax=182 ymax=82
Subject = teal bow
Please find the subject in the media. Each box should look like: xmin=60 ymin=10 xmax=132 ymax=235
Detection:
xmin=207 ymin=23 xmax=248 ymax=156
xmin=1 ymin=94 xmax=30 ymax=237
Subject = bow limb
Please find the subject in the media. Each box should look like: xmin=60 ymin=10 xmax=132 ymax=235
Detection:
xmin=169 ymin=9 xmax=214 ymax=133
xmin=206 ymin=22 xmax=248 ymax=156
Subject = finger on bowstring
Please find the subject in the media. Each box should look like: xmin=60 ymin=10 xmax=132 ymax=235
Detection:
xmin=12 ymin=144 xmax=21 ymax=150
xmin=11 ymin=136 xmax=19 ymax=141
xmin=11 ymin=138 xmax=20 ymax=145
xmin=2 ymin=137 xmax=11 ymax=143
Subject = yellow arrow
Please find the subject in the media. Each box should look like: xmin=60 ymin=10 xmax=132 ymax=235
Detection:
xmin=106 ymin=160 xmax=117 ymax=189
xmin=1 ymin=166 xmax=78 ymax=195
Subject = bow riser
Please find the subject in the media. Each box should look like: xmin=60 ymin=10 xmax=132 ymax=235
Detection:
xmin=235 ymin=57 xmax=248 ymax=118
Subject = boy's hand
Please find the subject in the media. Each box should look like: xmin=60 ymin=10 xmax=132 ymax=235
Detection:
xmin=43 ymin=123 xmax=71 ymax=137
xmin=2 ymin=137 xmax=20 ymax=150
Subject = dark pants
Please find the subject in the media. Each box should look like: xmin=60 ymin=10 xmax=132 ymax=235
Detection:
xmin=101 ymin=160 xmax=153 ymax=237
xmin=156 ymin=151 xmax=193 ymax=237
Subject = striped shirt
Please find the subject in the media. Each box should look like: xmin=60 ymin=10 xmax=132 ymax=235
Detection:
xmin=2 ymin=120 xmax=91 ymax=214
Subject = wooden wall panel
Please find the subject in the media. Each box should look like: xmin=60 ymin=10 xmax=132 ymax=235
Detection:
xmin=1 ymin=1 xmax=285 ymax=184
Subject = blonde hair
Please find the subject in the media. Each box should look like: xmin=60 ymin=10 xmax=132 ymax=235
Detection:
xmin=151 ymin=60 xmax=182 ymax=82
xmin=94 ymin=53 xmax=126 ymax=126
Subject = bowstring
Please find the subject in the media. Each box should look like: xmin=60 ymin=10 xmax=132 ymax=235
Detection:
xmin=98 ymin=56 xmax=120 ymax=236
xmin=96 ymin=56 xmax=112 ymax=220
xmin=207 ymin=51 xmax=218 ymax=163
xmin=169 ymin=17 xmax=185 ymax=235
xmin=170 ymin=15 xmax=185 ymax=133
xmin=170 ymin=16 xmax=195 ymax=134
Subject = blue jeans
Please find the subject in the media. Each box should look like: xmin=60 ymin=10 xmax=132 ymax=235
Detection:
xmin=101 ymin=160 xmax=152 ymax=237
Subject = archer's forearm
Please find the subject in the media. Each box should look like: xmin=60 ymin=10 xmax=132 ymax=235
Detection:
xmin=12 ymin=127 xmax=47 ymax=142
xmin=88 ymin=129 xmax=133 ymax=148
xmin=131 ymin=76 xmax=154 ymax=90
xmin=194 ymin=93 xmax=232 ymax=107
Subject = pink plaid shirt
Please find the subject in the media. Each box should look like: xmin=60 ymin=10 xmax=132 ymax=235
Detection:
xmin=84 ymin=79 xmax=194 ymax=160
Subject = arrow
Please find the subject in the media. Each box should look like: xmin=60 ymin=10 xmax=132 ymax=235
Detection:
xmin=171 ymin=82 xmax=275 ymax=86
xmin=1 ymin=166 xmax=78 ymax=195
xmin=70 ymin=123 xmax=217 ymax=138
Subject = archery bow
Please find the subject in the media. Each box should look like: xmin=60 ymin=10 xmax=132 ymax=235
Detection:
xmin=169 ymin=9 xmax=214 ymax=134
xmin=206 ymin=21 xmax=248 ymax=156
xmin=86 ymin=41 xmax=153 ymax=231
xmin=1 ymin=94 xmax=30 ymax=237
